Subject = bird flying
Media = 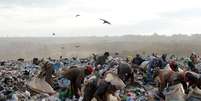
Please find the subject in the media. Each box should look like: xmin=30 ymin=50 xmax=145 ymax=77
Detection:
xmin=99 ymin=19 xmax=111 ymax=25
xmin=75 ymin=14 xmax=80 ymax=17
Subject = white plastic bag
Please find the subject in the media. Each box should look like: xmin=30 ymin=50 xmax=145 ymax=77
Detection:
xmin=164 ymin=84 xmax=185 ymax=101
xmin=28 ymin=77 xmax=56 ymax=94
xmin=187 ymin=87 xmax=201 ymax=101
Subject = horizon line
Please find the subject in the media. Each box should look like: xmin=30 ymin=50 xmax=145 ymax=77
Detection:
xmin=0 ymin=33 xmax=201 ymax=38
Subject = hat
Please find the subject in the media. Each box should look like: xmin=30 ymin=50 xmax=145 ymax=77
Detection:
xmin=85 ymin=65 xmax=93 ymax=74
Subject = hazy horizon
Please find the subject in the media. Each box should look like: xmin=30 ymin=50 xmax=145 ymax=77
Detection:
xmin=0 ymin=35 xmax=201 ymax=60
xmin=0 ymin=33 xmax=201 ymax=38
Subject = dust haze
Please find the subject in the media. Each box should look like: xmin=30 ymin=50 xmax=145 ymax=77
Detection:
xmin=1 ymin=34 xmax=201 ymax=60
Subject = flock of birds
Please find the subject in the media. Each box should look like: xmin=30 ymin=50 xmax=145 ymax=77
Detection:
xmin=75 ymin=14 xmax=111 ymax=25
xmin=52 ymin=14 xmax=111 ymax=36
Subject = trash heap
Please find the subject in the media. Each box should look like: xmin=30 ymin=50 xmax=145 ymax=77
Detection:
xmin=0 ymin=60 xmax=81 ymax=101
xmin=0 ymin=60 xmax=164 ymax=101
xmin=0 ymin=65 xmax=29 ymax=101
xmin=119 ymin=82 xmax=161 ymax=101
xmin=0 ymin=55 xmax=201 ymax=101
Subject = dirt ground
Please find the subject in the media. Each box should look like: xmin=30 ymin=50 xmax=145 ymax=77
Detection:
xmin=0 ymin=34 xmax=201 ymax=59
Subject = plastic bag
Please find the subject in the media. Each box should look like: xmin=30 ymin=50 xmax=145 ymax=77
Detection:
xmin=28 ymin=77 xmax=56 ymax=94
xmin=58 ymin=78 xmax=71 ymax=88
xmin=107 ymin=94 xmax=119 ymax=101
xmin=164 ymin=84 xmax=185 ymax=101
xmin=186 ymin=87 xmax=201 ymax=101
xmin=105 ymin=73 xmax=126 ymax=89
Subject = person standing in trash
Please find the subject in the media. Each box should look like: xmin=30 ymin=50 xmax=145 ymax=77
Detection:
xmin=61 ymin=65 xmax=93 ymax=99
xmin=117 ymin=62 xmax=133 ymax=84
xmin=185 ymin=71 xmax=201 ymax=89
xmin=38 ymin=61 xmax=54 ymax=86
xmin=148 ymin=53 xmax=157 ymax=60
xmin=160 ymin=54 xmax=168 ymax=69
xmin=132 ymin=54 xmax=144 ymax=66
xmin=95 ymin=52 xmax=110 ymax=69
xmin=188 ymin=52 xmax=199 ymax=72
xmin=83 ymin=79 xmax=120 ymax=101
xmin=131 ymin=54 xmax=145 ymax=73
xmin=94 ymin=80 xmax=120 ymax=101
xmin=145 ymin=58 xmax=162 ymax=84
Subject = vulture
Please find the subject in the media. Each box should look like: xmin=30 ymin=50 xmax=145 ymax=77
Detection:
xmin=75 ymin=14 xmax=80 ymax=17
xmin=99 ymin=19 xmax=111 ymax=25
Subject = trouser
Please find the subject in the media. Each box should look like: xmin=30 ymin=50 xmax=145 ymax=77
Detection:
xmin=146 ymin=65 xmax=153 ymax=83
xmin=83 ymin=80 xmax=97 ymax=101
xmin=71 ymin=78 xmax=82 ymax=98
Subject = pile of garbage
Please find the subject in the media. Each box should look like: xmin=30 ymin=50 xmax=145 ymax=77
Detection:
xmin=0 ymin=59 xmax=83 ymax=100
xmin=0 ymin=65 xmax=28 ymax=101
xmin=0 ymin=53 xmax=201 ymax=101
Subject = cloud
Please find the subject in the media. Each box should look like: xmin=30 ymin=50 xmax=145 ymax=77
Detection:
xmin=1 ymin=0 xmax=201 ymax=36
xmin=0 ymin=0 xmax=71 ymax=7
xmin=160 ymin=8 xmax=201 ymax=18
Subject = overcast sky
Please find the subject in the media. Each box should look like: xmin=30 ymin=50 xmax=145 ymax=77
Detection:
xmin=0 ymin=0 xmax=201 ymax=37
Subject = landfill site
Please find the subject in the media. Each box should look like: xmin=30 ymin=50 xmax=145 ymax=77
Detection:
xmin=1 ymin=0 xmax=201 ymax=100
xmin=0 ymin=36 xmax=201 ymax=101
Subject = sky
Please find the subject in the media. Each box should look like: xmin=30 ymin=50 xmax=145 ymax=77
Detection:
xmin=0 ymin=0 xmax=201 ymax=37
